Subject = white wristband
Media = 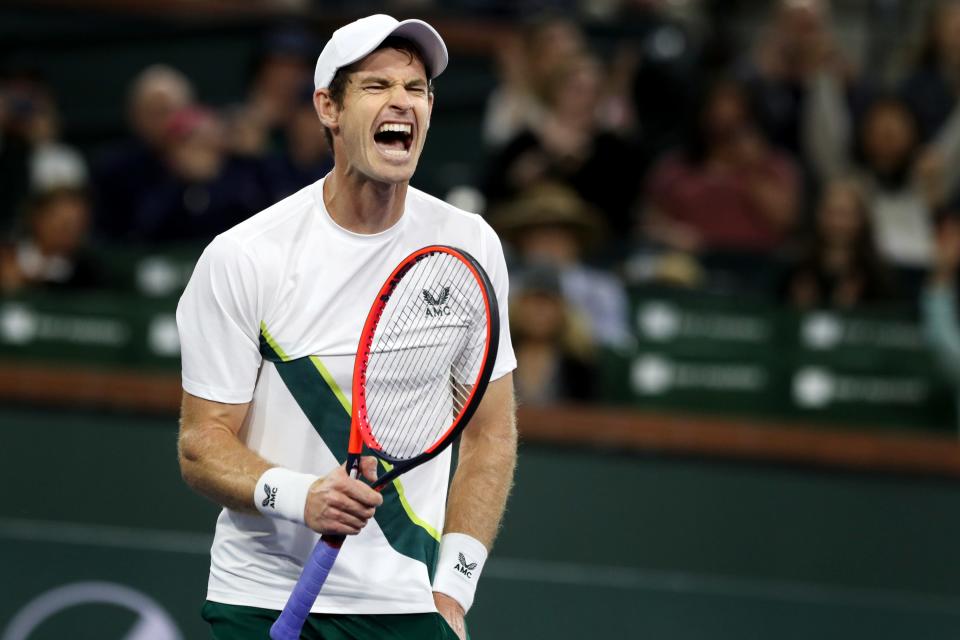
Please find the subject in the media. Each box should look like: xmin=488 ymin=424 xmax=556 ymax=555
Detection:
xmin=254 ymin=467 xmax=318 ymax=526
xmin=432 ymin=533 xmax=488 ymax=613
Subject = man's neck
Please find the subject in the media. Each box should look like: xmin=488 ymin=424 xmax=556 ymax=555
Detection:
xmin=323 ymin=166 xmax=408 ymax=234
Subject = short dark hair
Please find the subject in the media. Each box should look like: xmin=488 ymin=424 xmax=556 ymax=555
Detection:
xmin=321 ymin=36 xmax=434 ymax=153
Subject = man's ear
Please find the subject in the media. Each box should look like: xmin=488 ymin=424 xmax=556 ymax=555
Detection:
xmin=314 ymin=89 xmax=339 ymax=133
xmin=425 ymin=92 xmax=434 ymax=131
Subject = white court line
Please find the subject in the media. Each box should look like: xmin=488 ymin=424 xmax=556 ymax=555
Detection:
xmin=2 ymin=517 xmax=959 ymax=615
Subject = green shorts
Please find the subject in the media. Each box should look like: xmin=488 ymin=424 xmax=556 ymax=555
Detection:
xmin=201 ymin=601 xmax=466 ymax=640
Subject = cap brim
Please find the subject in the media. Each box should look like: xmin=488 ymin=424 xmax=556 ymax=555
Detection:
xmin=391 ymin=19 xmax=448 ymax=80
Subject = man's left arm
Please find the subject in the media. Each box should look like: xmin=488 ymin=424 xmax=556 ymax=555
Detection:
xmin=434 ymin=373 xmax=517 ymax=638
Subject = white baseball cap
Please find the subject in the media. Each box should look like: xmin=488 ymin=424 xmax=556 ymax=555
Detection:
xmin=314 ymin=14 xmax=449 ymax=91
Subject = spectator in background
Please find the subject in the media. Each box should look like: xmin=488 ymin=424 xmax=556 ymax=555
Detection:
xmin=132 ymin=106 xmax=270 ymax=244
xmin=222 ymin=102 xmax=270 ymax=160
xmin=229 ymin=30 xmax=329 ymax=203
xmin=0 ymin=71 xmax=88 ymax=235
xmin=246 ymin=27 xmax=317 ymax=145
xmin=0 ymin=78 xmax=32 ymax=235
xmin=0 ymin=187 xmax=104 ymax=293
xmin=900 ymin=0 xmax=960 ymax=144
xmin=783 ymin=178 xmax=894 ymax=309
xmin=8 ymin=74 xmax=87 ymax=192
xmin=922 ymin=214 xmax=960 ymax=389
xmin=624 ymin=0 xmax=704 ymax=171
xmin=510 ymin=263 xmax=597 ymax=405
xmin=490 ymin=182 xmax=632 ymax=348
xmin=738 ymin=0 xmax=854 ymax=164
xmin=482 ymin=15 xmax=586 ymax=149
xmin=484 ymin=54 xmax=638 ymax=238
xmin=261 ymin=83 xmax=334 ymax=201
xmin=93 ymin=64 xmax=194 ymax=241
xmin=643 ymin=77 xmax=799 ymax=261
xmin=854 ymin=96 xmax=940 ymax=272
xmin=804 ymin=52 xmax=960 ymax=278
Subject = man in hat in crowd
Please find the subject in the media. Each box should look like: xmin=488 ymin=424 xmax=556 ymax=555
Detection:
xmin=491 ymin=181 xmax=631 ymax=348
xmin=176 ymin=15 xmax=517 ymax=639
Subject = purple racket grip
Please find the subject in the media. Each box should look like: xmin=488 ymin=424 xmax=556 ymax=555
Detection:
xmin=270 ymin=537 xmax=343 ymax=640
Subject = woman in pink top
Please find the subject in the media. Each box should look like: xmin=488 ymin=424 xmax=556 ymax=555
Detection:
xmin=644 ymin=78 xmax=800 ymax=255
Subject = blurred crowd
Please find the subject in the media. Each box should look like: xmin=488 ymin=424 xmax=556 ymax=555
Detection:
xmin=7 ymin=0 xmax=960 ymax=406
xmin=0 ymin=26 xmax=332 ymax=291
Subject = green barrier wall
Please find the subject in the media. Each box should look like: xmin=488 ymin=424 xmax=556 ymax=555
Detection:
xmin=609 ymin=290 xmax=957 ymax=431
xmin=3 ymin=285 xmax=957 ymax=430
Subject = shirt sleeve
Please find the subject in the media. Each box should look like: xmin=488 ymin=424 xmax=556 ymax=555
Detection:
xmin=480 ymin=221 xmax=517 ymax=381
xmin=176 ymin=235 xmax=264 ymax=403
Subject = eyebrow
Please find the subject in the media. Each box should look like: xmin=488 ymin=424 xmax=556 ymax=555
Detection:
xmin=357 ymin=75 xmax=428 ymax=87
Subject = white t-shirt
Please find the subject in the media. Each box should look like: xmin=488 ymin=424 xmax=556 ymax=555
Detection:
xmin=870 ymin=188 xmax=934 ymax=268
xmin=176 ymin=177 xmax=516 ymax=614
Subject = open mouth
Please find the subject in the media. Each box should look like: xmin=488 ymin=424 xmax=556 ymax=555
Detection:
xmin=373 ymin=122 xmax=413 ymax=157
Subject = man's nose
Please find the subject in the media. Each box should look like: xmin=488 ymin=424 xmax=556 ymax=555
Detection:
xmin=387 ymin=85 xmax=414 ymax=111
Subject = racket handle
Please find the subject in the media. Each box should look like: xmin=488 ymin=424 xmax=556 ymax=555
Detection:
xmin=270 ymin=535 xmax=345 ymax=640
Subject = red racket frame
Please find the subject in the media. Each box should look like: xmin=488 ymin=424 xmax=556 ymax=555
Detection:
xmin=346 ymin=245 xmax=499 ymax=490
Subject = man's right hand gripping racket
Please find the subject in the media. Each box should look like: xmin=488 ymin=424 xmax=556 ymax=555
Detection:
xmin=270 ymin=245 xmax=500 ymax=640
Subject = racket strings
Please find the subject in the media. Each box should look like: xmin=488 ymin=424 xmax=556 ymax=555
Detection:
xmin=385 ymin=310 xmax=484 ymax=458
xmin=367 ymin=258 xmax=481 ymax=457
xmin=362 ymin=252 xmax=488 ymax=460
xmin=366 ymin=260 xmax=471 ymax=457
xmin=368 ymin=256 xmax=468 ymax=408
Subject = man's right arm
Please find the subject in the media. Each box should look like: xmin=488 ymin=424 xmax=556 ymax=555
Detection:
xmin=178 ymin=391 xmax=382 ymax=534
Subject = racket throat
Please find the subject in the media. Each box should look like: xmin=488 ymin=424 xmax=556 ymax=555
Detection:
xmin=345 ymin=453 xmax=362 ymax=480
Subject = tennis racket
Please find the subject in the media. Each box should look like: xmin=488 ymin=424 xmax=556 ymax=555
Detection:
xmin=270 ymin=245 xmax=500 ymax=640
